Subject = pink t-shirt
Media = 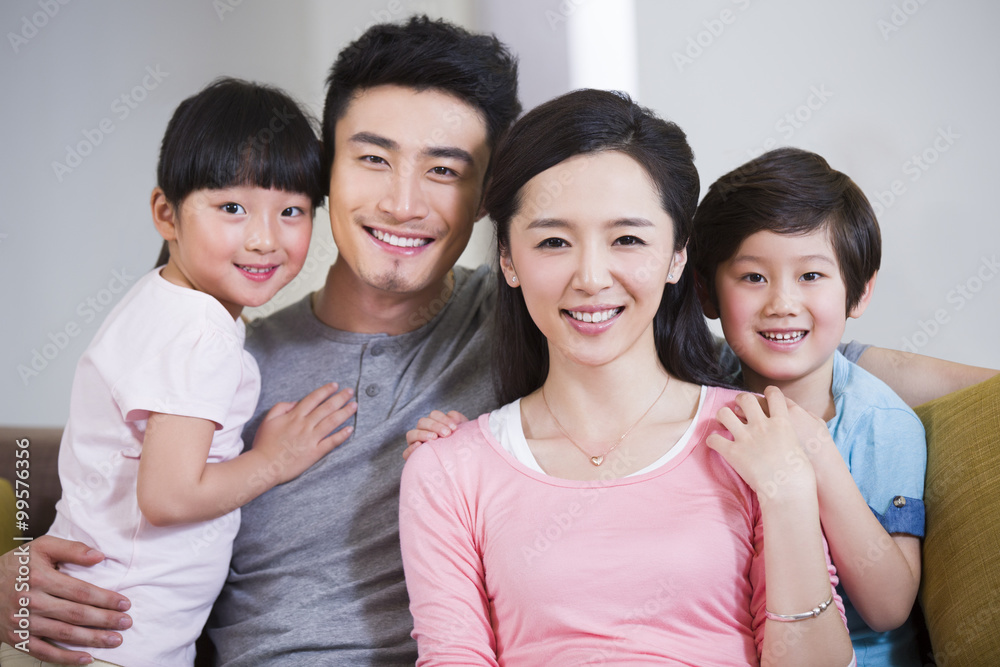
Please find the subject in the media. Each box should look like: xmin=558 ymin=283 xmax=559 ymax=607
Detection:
xmin=48 ymin=269 xmax=259 ymax=667
xmin=399 ymin=386 xmax=846 ymax=666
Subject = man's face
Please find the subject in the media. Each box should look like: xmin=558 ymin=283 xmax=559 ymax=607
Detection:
xmin=327 ymin=85 xmax=491 ymax=296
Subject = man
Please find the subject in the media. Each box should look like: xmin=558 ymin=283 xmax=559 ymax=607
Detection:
xmin=2 ymin=14 xmax=995 ymax=666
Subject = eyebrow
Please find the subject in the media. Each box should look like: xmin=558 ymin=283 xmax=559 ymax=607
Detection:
xmin=348 ymin=132 xmax=475 ymax=166
xmin=525 ymin=217 xmax=656 ymax=231
xmin=730 ymin=254 xmax=837 ymax=265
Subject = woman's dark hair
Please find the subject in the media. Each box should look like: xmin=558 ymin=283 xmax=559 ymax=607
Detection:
xmin=154 ymin=77 xmax=323 ymax=267
xmin=321 ymin=15 xmax=521 ymax=185
xmin=690 ymin=147 xmax=881 ymax=315
xmin=484 ymin=88 xmax=726 ymax=404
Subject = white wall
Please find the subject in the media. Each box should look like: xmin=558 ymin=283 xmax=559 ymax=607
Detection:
xmin=0 ymin=0 xmax=479 ymax=426
xmin=634 ymin=0 xmax=1000 ymax=369
xmin=3 ymin=0 xmax=997 ymax=425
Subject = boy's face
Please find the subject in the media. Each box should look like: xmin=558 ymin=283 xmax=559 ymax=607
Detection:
xmin=713 ymin=228 xmax=871 ymax=391
xmin=326 ymin=84 xmax=491 ymax=298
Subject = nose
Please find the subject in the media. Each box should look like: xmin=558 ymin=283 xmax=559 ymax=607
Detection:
xmin=571 ymin=243 xmax=614 ymax=295
xmin=763 ymin=280 xmax=799 ymax=317
xmin=378 ymin=166 xmax=430 ymax=222
xmin=245 ymin=213 xmax=277 ymax=253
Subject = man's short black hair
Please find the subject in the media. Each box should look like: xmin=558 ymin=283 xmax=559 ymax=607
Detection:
xmin=321 ymin=15 xmax=521 ymax=184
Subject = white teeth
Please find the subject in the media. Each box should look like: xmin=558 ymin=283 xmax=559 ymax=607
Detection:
xmin=567 ymin=308 xmax=621 ymax=323
xmin=761 ymin=331 xmax=805 ymax=341
xmin=370 ymin=228 xmax=430 ymax=248
xmin=240 ymin=266 xmax=272 ymax=274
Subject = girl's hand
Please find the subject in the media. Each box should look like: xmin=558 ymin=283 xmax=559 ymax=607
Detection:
xmin=705 ymin=386 xmax=816 ymax=504
xmin=403 ymin=410 xmax=468 ymax=460
xmin=251 ymin=383 xmax=358 ymax=483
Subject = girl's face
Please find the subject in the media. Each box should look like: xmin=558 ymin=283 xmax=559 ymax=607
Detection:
xmin=501 ymin=151 xmax=686 ymax=370
xmin=154 ymin=186 xmax=313 ymax=318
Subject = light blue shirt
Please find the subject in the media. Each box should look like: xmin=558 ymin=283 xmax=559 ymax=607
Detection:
xmin=718 ymin=343 xmax=927 ymax=666
xmin=827 ymin=350 xmax=926 ymax=667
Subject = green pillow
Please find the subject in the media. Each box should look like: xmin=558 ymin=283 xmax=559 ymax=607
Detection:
xmin=915 ymin=374 xmax=1000 ymax=665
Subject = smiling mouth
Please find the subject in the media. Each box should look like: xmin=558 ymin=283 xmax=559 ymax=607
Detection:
xmin=237 ymin=265 xmax=277 ymax=275
xmin=565 ymin=307 xmax=623 ymax=323
xmin=759 ymin=330 xmax=807 ymax=342
xmin=366 ymin=227 xmax=432 ymax=248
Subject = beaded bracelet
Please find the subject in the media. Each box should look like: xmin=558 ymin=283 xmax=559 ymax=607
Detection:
xmin=764 ymin=594 xmax=834 ymax=622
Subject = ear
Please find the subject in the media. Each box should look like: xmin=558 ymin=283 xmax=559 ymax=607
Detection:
xmin=150 ymin=187 xmax=179 ymax=242
xmin=666 ymin=246 xmax=688 ymax=285
xmin=473 ymin=201 xmax=489 ymax=224
xmin=499 ymin=247 xmax=519 ymax=288
xmin=848 ymin=272 xmax=877 ymax=319
xmin=695 ymin=271 xmax=719 ymax=319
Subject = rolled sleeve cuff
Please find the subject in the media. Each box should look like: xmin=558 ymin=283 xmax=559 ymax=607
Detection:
xmin=870 ymin=496 xmax=925 ymax=537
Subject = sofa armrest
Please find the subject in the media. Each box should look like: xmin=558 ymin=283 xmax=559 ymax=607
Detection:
xmin=915 ymin=373 xmax=1000 ymax=664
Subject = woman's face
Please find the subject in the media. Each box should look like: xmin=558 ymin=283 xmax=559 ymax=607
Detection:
xmin=501 ymin=150 xmax=686 ymax=370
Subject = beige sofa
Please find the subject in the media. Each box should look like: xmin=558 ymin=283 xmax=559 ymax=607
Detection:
xmin=2 ymin=373 xmax=999 ymax=664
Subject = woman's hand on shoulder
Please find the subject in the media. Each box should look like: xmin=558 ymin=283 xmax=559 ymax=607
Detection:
xmin=404 ymin=410 xmax=469 ymax=460
xmin=705 ymin=386 xmax=817 ymax=504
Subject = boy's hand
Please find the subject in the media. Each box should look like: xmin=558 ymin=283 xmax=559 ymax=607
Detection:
xmin=782 ymin=396 xmax=839 ymax=466
xmin=251 ymin=383 xmax=357 ymax=484
xmin=403 ymin=410 xmax=468 ymax=460
xmin=706 ymin=386 xmax=816 ymax=503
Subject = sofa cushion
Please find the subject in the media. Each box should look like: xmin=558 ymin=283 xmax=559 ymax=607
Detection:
xmin=915 ymin=373 xmax=1000 ymax=665
xmin=0 ymin=427 xmax=63 ymax=540
xmin=0 ymin=479 xmax=17 ymax=554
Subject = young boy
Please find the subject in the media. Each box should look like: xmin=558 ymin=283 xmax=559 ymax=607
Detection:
xmin=690 ymin=147 xmax=926 ymax=666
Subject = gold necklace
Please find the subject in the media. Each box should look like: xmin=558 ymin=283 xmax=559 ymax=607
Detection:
xmin=540 ymin=377 xmax=670 ymax=466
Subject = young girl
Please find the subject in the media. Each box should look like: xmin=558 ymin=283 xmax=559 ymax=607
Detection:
xmin=400 ymin=89 xmax=855 ymax=665
xmin=0 ymin=78 xmax=357 ymax=667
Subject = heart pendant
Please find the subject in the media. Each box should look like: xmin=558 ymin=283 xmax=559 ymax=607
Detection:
xmin=590 ymin=455 xmax=604 ymax=466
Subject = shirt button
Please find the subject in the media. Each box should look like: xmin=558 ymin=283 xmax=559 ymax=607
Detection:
xmin=893 ymin=496 xmax=906 ymax=508
xmin=365 ymin=384 xmax=380 ymax=397
xmin=371 ymin=345 xmax=383 ymax=357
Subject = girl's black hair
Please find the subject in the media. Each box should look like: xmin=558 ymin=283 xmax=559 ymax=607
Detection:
xmin=154 ymin=77 xmax=323 ymax=267
xmin=484 ymin=89 xmax=727 ymax=404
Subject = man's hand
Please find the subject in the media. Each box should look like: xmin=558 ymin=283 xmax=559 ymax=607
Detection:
xmin=0 ymin=536 xmax=131 ymax=664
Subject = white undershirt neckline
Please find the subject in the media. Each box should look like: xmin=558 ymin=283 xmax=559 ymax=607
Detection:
xmin=488 ymin=385 xmax=708 ymax=477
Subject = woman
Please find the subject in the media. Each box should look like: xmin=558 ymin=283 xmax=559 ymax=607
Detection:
xmin=399 ymin=89 xmax=854 ymax=666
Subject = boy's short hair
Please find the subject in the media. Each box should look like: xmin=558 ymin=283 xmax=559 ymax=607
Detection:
xmin=690 ymin=147 xmax=881 ymax=314
xmin=321 ymin=15 xmax=521 ymax=184
xmin=157 ymin=77 xmax=324 ymax=210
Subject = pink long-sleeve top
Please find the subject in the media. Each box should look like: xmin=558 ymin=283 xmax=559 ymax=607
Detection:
xmin=399 ymin=385 xmax=847 ymax=666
